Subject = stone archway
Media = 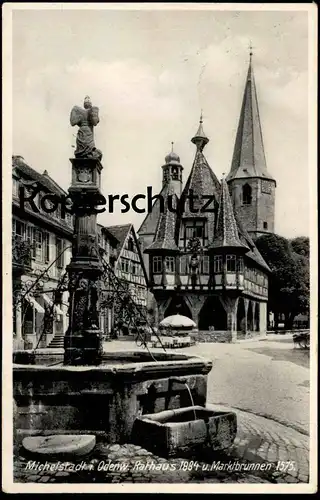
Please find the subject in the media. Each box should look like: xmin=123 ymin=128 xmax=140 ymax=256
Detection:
xmin=237 ymin=297 xmax=246 ymax=334
xmin=247 ymin=301 xmax=254 ymax=332
xmin=198 ymin=296 xmax=227 ymax=331
xmin=164 ymin=296 xmax=192 ymax=319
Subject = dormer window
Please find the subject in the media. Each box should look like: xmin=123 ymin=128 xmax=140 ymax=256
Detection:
xmin=182 ymin=220 xmax=207 ymax=248
xmin=242 ymin=184 xmax=252 ymax=205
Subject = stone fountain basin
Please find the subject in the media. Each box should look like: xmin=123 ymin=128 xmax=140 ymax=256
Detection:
xmin=13 ymin=350 xmax=212 ymax=445
xmin=131 ymin=406 xmax=237 ymax=457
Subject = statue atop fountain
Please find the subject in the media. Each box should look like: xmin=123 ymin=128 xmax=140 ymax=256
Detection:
xmin=64 ymin=97 xmax=106 ymax=366
xmin=70 ymin=96 xmax=102 ymax=161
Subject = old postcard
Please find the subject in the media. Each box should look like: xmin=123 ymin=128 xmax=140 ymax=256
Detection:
xmin=2 ymin=2 xmax=317 ymax=494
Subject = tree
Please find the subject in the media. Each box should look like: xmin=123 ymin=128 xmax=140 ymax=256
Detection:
xmin=290 ymin=236 xmax=309 ymax=257
xmin=255 ymin=233 xmax=310 ymax=330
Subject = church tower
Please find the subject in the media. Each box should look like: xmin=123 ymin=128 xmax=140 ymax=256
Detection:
xmin=226 ymin=49 xmax=276 ymax=240
xmin=161 ymin=143 xmax=183 ymax=196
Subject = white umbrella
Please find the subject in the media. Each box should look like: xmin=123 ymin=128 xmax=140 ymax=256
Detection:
xmin=159 ymin=314 xmax=196 ymax=329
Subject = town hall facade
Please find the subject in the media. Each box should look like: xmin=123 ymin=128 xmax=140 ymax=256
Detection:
xmin=138 ymin=54 xmax=276 ymax=339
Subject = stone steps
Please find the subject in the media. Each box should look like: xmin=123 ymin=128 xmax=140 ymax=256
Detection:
xmin=47 ymin=335 xmax=65 ymax=348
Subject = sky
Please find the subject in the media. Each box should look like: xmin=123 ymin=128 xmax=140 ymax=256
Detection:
xmin=11 ymin=6 xmax=312 ymax=238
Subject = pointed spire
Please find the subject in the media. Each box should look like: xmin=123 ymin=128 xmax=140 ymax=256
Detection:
xmin=209 ymin=178 xmax=249 ymax=252
xmin=226 ymin=52 xmax=275 ymax=182
xmin=191 ymin=113 xmax=209 ymax=151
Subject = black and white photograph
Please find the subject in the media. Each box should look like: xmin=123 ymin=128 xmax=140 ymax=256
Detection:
xmin=2 ymin=2 xmax=317 ymax=494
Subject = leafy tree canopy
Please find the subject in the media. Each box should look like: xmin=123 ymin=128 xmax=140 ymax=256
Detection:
xmin=255 ymin=233 xmax=309 ymax=329
xmin=290 ymin=236 xmax=309 ymax=257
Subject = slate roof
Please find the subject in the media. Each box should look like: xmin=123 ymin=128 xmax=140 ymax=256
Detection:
xmin=181 ymin=120 xmax=221 ymax=218
xmin=145 ymin=183 xmax=179 ymax=252
xmin=97 ymin=223 xmax=119 ymax=247
xmin=107 ymin=223 xmax=132 ymax=258
xmin=226 ymin=58 xmax=275 ymax=183
xmin=12 ymin=155 xmax=73 ymax=235
xmin=234 ymin=213 xmax=271 ymax=272
xmin=209 ymin=178 xmax=249 ymax=251
xmin=12 ymin=156 xmax=67 ymax=196
xmin=138 ymin=183 xmax=168 ymax=236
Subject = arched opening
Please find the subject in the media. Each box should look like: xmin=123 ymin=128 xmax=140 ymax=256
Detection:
xmin=171 ymin=166 xmax=179 ymax=180
xmin=198 ymin=296 xmax=227 ymax=331
xmin=247 ymin=301 xmax=254 ymax=331
xmin=242 ymin=183 xmax=252 ymax=205
xmin=164 ymin=296 xmax=192 ymax=319
xmin=237 ymin=297 xmax=246 ymax=334
xmin=255 ymin=302 xmax=260 ymax=332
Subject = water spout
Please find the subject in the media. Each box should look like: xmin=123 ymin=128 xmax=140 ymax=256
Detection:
xmin=169 ymin=377 xmax=197 ymax=421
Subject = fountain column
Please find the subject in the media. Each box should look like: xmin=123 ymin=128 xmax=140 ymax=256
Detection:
xmin=64 ymin=97 xmax=106 ymax=365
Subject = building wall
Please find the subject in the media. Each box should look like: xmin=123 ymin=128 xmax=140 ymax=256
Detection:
xmin=228 ymin=178 xmax=275 ymax=239
xmin=12 ymin=222 xmax=72 ymax=350
xmin=257 ymin=180 xmax=276 ymax=237
xmin=12 ymin=166 xmax=73 ymax=350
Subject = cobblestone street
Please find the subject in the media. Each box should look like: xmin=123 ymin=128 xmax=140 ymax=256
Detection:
xmin=14 ymin=407 xmax=309 ymax=484
xmin=13 ymin=335 xmax=311 ymax=485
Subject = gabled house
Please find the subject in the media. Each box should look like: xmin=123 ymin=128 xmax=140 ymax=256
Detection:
xmin=12 ymin=155 xmax=73 ymax=349
xmin=99 ymin=223 xmax=149 ymax=337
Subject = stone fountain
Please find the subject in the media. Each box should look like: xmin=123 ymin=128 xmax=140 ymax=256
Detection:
xmin=13 ymin=97 xmax=217 ymax=453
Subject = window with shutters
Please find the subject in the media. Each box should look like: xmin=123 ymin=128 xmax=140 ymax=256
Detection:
xmin=44 ymin=232 xmax=50 ymax=263
xmin=56 ymin=237 xmax=64 ymax=268
xmin=34 ymin=230 xmax=43 ymax=261
xmin=26 ymin=226 xmax=36 ymax=258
